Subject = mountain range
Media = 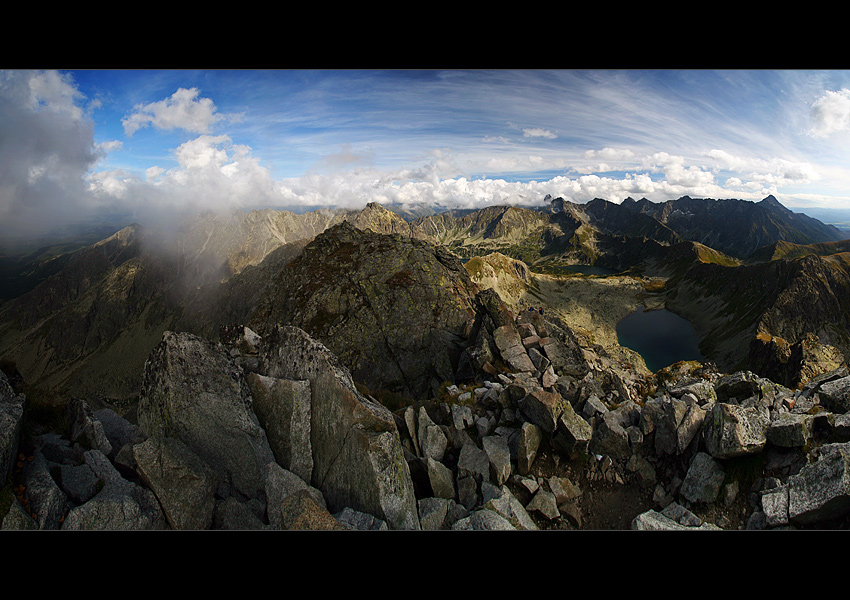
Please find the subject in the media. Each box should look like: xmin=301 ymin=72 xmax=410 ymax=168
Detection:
xmin=1 ymin=194 xmax=849 ymax=413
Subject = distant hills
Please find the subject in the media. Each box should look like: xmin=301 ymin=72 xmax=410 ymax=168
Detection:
xmin=2 ymin=194 xmax=850 ymax=405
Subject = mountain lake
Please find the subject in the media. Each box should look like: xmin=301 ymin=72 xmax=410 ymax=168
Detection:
xmin=616 ymin=305 xmax=703 ymax=373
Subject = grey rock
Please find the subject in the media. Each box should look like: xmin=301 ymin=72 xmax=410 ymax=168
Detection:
xmin=265 ymin=462 xmax=327 ymax=529
xmin=451 ymin=403 xmax=475 ymax=430
xmin=493 ymin=324 xmax=536 ymax=372
xmin=20 ymin=449 xmax=69 ymax=529
xmin=582 ymin=394 xmax=608 ymax=420
xmin=520 ymin=388 xmax=568 ymax=433
xmin=482 ymin=435 xmax=511 ymax=486
xmin=548 ymin=475 xmax=581 ymax=504
xmin=138 ymin=331 xmax=275 ymax=503
xmin=762 ymin=484 xmax=790 ymax=527
xmin=58 ymin=462 xmax=99 ymax=505
xmin=679 ymin=452 xmax=726 ymax=504
xmin=92 ymin=408 xmax=145 ymax=456
xmin=260 ymin=325 xmax=419 ymax=530
xmin=246 ymin=372 xmax=313 ymax=483
xmin=517 ymin=421 xmax=542 ymax=475
xmin=334 ymin=507 xmax=389 ymax=530
xmin=527 ymin=489 xmax=560 ymax=520
xmin=788 ymin=441 xmax=850 ymax=525
xmin=457 ymin=474 xmax=479 ymax=509
xmin=816 ymin=375 xmax=850 ymax=414
xmin=632 ymin=509 xmax=721 ymax=530
xmin=418 ymin=406 xmax=448 ymax=461
xmin=458 ymin=442 xmax=490 ymax=482
xmin=426 ymin=456 xmax=456 ymax=500
xmin=133 ymin=436 xmax=220 ymax=530
xmin=213 ymin=497 xmax=268 ymax=530
xmin=452 ymin=508 xmax=517 ymax=530
xmin=589 ymin=410 xmax=631 ymax=462
xmin=62 ymin=451 xmax=166 ymax=530
xmin=551 ymin=402 xmax=593 ymax=455
xmin=767 ymin=412 xmax=815 ymax=448
xmin=481 ymin=485 xmax=538 ymax=530
xmin=703 ymin=402 xmax=769 ymax=459
xmin=66 ymin=397 xmax=112 ymax=457
xmin=418 ymin=497 xmax=450 ymax=530
xmin=279 ymin=489 xmax=346 ymax=530
xmin=625 ymin=454 xmax=657 ymax=489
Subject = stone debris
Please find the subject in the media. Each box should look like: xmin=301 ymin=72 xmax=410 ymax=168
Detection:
xmin=4 ymin=300 xmax=850 ymax=532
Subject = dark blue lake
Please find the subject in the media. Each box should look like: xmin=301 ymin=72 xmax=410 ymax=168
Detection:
xmin=616 ymin=305 xmax=703 ymax=373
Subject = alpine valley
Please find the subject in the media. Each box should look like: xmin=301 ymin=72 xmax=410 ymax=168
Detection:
xmin=4 ymin=194 xmax=850 ymax=530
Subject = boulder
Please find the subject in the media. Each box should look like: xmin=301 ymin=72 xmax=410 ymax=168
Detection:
xmin=788 ymin=441 xmax=850 ymax=525
xmin=482 ymin=435 xmax=511 ymax=486
xmin=66 ymin=397 xmax=113 ymax=457
xmin=551 ymin=402 xmax=593 ymax=456
xmin=492 ymin=324 xmax=536 ymax=373
xmin=260 ymin=325 xmax=419 ymax=530
xmin=679 ymin=452 xmax=726 ymax=504
xmin=816 ymin=376 xmax=850 ymax=414
xmin=418 ymin=406 xmax=447 ymax=461
xmin=767 ymin=413 xmax=815 ymax=448
xmin=279 ymin=489 xmax=347 ymax=530
xmin=703 ymin=402 xmax=769 ymax=459
xmin=62 ymin=450 xmax=167 ymax=530
xmin=133 ymin=436 xmax=220 ymax=530
xmin=519 ymin=388 xmax=568 ymax=433
xmin=137 ymin=331 xmax=276 ymax=504
xmin=589 ymin=411 xmax=631 ymax=462
xmin=517 ymin=421 xmax=542 ymax=475
xmin=19 ymin=449 xmax=69 ymax=530
xmin=246 ymin=372 xmax=313 ymax=482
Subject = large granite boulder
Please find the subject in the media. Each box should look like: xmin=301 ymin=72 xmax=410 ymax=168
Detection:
xmin=259 ymin=325 xmax=420 ymax=530
xmin=246 ymin=373 xmax=313 ymax=483
xmin=703 ymin=402 xmax=769 ymax=459
xmin=133 ymin=436 xmax=220 ymax=530
xmin=137 ymin=331 xmax=276 ymax=504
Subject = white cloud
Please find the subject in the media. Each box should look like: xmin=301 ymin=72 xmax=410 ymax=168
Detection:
xmin=583 ymin=147 xmax=635 ymax=161
xmin=809 ymin=88 xmax=850 ymax=138
xmin=122 ymin=87 xmax=227 ymax=136
xmin=522 ymin=127 xmax=557 ymax=139
xmin=0 ymin=70 xmax=99 ymax=236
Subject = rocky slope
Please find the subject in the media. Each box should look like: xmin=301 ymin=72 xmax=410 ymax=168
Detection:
xmin=3 ymin=194 xmax=850 ymax=530
xmin=4 ymin=298 xmax=850 ymax=530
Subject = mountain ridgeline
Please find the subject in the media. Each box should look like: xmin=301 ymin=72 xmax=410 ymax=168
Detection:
xmin=7 ymin=193 xmax=850 ymax=531
xmin=0 ymin=193 xmax=849 ymax=408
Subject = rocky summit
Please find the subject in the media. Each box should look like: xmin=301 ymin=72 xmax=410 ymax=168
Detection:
xmin=3 ymin=195 xmax=850 ymax=530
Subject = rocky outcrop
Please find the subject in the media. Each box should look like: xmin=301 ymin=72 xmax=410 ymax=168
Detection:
xmin=137 ymin=331 xmax=276 ymax=505
xmin=249 ymin=221 xmax=480 ymax=401
xmin=258 ymin=325 xmax=420 ymax=530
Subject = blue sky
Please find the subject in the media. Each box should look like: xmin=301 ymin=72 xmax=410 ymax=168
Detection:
xmin=4 ymin=68 xmax=850 ymax=236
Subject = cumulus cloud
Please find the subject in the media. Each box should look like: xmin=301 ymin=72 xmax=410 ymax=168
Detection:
xmin=121 ymin=87 xmax=232 ymax=136
xmin=0 ymin=70 xmax=100 ymax=237
xmin=809 ymin=88 xmax=850 ymax=138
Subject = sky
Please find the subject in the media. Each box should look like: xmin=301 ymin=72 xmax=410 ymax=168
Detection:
xmin=4 ymin=68 xmax=850 ymax=238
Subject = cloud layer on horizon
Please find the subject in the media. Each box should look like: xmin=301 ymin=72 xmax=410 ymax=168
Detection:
xmin=4 ymin=69 xmax=850 ymax=239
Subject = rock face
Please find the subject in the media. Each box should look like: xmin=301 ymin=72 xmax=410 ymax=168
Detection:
xmin=137 ymin=331 xmax=276 ymax=504
xmin=259 ymin=325 xmax=420 ymax=530
xmin=249 ymin=221 xmax=480 ymax=401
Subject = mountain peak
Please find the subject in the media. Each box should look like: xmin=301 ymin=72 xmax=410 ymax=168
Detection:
xmin=759 ymin=195 xmax=784 ymax=209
